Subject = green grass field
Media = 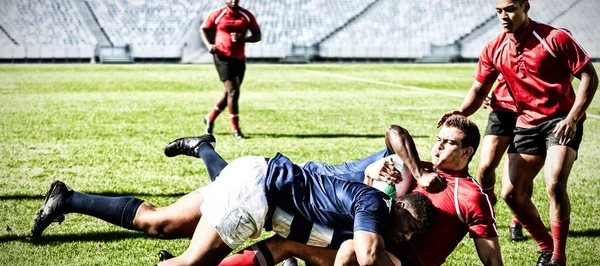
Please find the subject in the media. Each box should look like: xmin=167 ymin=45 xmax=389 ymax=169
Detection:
xmin=1 ymin=64 xmax=599 ymax=265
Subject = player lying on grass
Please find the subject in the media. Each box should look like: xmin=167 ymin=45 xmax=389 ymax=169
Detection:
xmin=160 ymin=115 xmax=502 ymax=266
xmin=31 ymin=115 xmax=500 ymax=265
xmin=31 ymin=140 xmax=433 ymax=266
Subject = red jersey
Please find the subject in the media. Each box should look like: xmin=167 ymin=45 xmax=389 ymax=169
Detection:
xmin=474 ymin=20 xmax=589 ymax=127
xmin=489 ymin=75 xmax=517 ymax=113
xmin=390 ymin=162 xmax=498 ymax=266
xmin=203 ymin=6 xmax=259 ymax=59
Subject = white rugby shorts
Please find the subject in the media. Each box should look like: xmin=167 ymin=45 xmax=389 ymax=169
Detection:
xmin=197 ymin=156 xmax=269 ymax=249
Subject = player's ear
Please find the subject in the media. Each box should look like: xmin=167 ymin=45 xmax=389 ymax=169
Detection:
xmin=463 ymin=147 xmax=474 ymax=159
xmin=523 ymin=1 xmax=530 ymax=12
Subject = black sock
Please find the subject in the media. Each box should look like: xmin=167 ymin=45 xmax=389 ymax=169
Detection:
xmin=67 ymin=192 xmax=144 ymax=230
xmin=198 ymin=142 xmax=228 ymax=181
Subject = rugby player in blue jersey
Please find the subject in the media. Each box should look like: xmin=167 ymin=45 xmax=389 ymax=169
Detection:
xmin=31 ymin=136 xmax=433 ymax=266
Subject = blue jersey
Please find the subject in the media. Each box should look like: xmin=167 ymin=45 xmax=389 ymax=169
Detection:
xmin=264 ymin=153 xmax=393 ymax=248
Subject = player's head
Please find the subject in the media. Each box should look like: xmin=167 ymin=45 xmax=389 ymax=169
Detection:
xmin=387 ymin=193 xmax=435 ymax=244
xmin=226 ymin=0 xmax=240 ymax=9
xmin=431 ymin=115 xmax=480 ymax=171
xmin=495 ymin=0 xmax=530 ymax=33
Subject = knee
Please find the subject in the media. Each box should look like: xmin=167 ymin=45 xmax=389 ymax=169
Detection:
xmin=545 ymin=182 xmax=567 ymax=199
xmin=135 ymin=206 xmax=171 ymax=238
xmin=501 ymin=187 xmax=523 ymax=205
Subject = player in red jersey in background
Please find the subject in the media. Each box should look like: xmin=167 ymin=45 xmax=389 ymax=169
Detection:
xmin=201 ymin=0 xmax=261 ymax=139
xmin=478 ymin=76 xmax=529 ymax=242
xmin=438 ymin=1 xmax=598 ymax=265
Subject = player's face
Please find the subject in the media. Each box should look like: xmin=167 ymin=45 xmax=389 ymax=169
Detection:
xmin=226 ymin=0 xmax=239 ymax=9
xmin=431 ymin=126 xmax=471 ymax=171
xmin=387 ymin=204 xmax=422 ymax=244
xmin=495 ymin=0 xmax=529 ymax=33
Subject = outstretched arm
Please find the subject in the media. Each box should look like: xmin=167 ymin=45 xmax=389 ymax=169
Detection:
xmin=437 ymin=81 xmax=495 ymax=127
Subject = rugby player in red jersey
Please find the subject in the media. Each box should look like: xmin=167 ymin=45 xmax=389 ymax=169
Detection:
xmin=201 ymin=0 xmax=261 ymax=139
xmin=438 ymin=1 xmax=598 ymax=265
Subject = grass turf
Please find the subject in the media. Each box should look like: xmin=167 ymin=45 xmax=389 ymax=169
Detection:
xmin=1 ymin=64 xmax=599 ymax=265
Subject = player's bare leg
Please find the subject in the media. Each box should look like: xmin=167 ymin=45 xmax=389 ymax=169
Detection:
xmin=502 ymin=154 xmax=553 ymax=263
xmin=543 ymin=146 xmax=577 ymax=265
xmin=477 ymin=135 xmax=512 ymax=205
xmin=133 ymin=191 xmax=204 ymax=239
xmin=159 ymin=216 xmax=232 ymax=266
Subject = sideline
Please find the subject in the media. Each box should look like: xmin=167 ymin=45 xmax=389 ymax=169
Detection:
xmin=308 ymin=70 xmax=600 ymax=120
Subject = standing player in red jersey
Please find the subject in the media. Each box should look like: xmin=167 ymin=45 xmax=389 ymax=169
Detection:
xmin=201 ymin=0 xmax=261 ymax=139
xmin=438 ymin=1 xmax=598 ymax=265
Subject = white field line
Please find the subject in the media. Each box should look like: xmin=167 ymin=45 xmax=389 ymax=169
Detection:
xmin=308 ymin=70 xmax=465 ymax=98
xmin=308 ymin=70 xmax=600 ymax=120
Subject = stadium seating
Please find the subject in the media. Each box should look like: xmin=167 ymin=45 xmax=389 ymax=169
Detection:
xmin=0 ymin=0 xmax=96 ymax=46
xmin=460 ymin=0 xmax=593 ymax=58
xmin=86 ymin=0 xmax=201 ymax=46
xmin=0 ymin=0 xmax=597 ymax=60
xmin=198 ymin=0 xmax=376 ymax=47
xmin=319 ymin=0 xmax=492 ymax=58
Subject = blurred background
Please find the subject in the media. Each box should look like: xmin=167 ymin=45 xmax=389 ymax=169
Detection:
xmin=0 ymin=0 xmax=598 ymax=64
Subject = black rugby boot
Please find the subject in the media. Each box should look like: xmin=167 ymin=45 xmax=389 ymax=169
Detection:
xmin=158 ymin=250 xmax=174 ymax=261
xmin=164 ymin=135 xmax=216 ymax=157
xmin=31 ymin=180 xmax=72 ymax=240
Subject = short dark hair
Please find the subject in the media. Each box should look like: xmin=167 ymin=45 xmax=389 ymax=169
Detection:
xmin=513 ymin=0 xmax=528 ymax=5
xmin=443 ymin=115 xmax=480 ymax=163
xmin=398 ymin=193 xmax=435 ymax=230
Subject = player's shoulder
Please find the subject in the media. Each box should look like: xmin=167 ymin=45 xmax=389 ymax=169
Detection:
xmin=535 ymin=22 xmax=572 ymax=42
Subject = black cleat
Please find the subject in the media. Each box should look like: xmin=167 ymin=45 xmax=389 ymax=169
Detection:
xmin=536 ymin=251 xmax=553 ymax=266
xmin=164 ymin=135 xmax=216 ymax=157
xmin=509 ymin=222 xmax=525 ymax=241
xmin=31 ymin=180 xmax=72 ymax=240
xmin=158 ymin=250 xmax=174 ymax=261
xmin=233 ymin=129 xmax=245 ymax=139
xmin=203 ymin=117 xmax=214 ymax=135
xmin=544 ymin=259 xmax=563 ymax=266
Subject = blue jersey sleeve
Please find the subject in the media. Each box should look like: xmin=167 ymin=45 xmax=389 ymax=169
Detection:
xmin=352 ymin=192 xmax=392 ymax=236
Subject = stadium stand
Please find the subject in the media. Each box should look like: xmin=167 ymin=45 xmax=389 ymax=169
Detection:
xmin=320 ymin=0 xmax=492 ymax=59
xmin=86 ymin=0 xmax=200 ymax=46
xmin=0 ymin=0 xmax=597 ymax=62
xmin=551 ymin=0 xmax=600 ymax=57
xmin=0 ymin=0 xmax=95 ymax=46
xmin=459 ymin=0 xmax=592 ymax=59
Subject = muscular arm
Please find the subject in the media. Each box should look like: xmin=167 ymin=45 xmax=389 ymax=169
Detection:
xmin=244 ymin=27 xmax=261 ymax=43
xmin=350 ymin=231 xmax=396 ymax=266
xmin=474 ymin=237 xmax=503 ymax=266
xmin=567 ymin=61 xmax=598 ymax=123
xmin=385 ymin=125 xmax=423 ymax=179
xmin=437 ymin=81 xmax=495 ymax=127
xmin=200 ymin=26 xmax=215 ymax=53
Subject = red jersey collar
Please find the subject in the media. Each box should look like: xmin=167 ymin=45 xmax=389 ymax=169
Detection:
xmin=435 ymin=166 xmax=470 ymax=178
xmin=508 ymin=19 xmax=535 ymax=44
